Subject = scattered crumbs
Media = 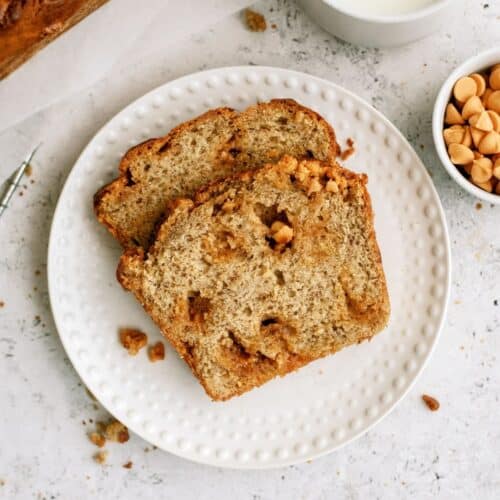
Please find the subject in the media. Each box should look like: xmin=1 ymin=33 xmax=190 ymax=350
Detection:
xmin=0 ymin=301 xmax=4 ymax=308
xmin=483 ymin=3 xmax=489 ymax=8
xmin=152 ymin=445 xmax=157 ymax=450
xmin=30 ymin=179 xmax=35 ymax=184
xmin=144 ymin=447 xmax=150 ymax=453
xmin=89 ymin=418 xmax=94 ymax=423
xmin=420 ymin=144 xmax=425 ymax=150
xmin=271 ymin=23 xmax=277 ymax=29
xmin=18 ymin=191 xmax=24 ymax=196
xmin=93 ymin=403 xmax=99 ymax=411
xmin=105 ymin=420 xmax=129 ymax=443
xmin=148 ymin=341 xmax=165 ymax=362
xmin=85 ymin=475 xmax=90 ymax=480
xmin=123 ymin=461 xmax=133 ymax=469
xmin=82 ymin=420 xmax=86 ymax=425
xmin=0 ymin=479 xmax=4 ymax=486
xmin=454 ymin=299 xmax=462 ymax=304
xmin=494 ymin=299 xmax=498 ymax=306
xmin=119 ymin=328 xmax=148 ymax=355
xmin=25 ymin=164 xmax=33 ymax=176
xmin=245 ymin=8 xmax=267 ymax=32
xmin=460 ymin=345 xmax=465 ymax=351
xmin=34 ymin=315 xmax=41 ymax=326
xmin=422 ymin=394 xmax=440 ymax=411
xmin=318 ymin=369 xmax=324 ymax=375
xmin=89 ymin=432 xmax=106 ymax=448
xmin=93 ymin=450 xmax=108 ymax=465
xmin=35 ymin=270 xmax=41 ymax=276
xmin=340 ymin=138 xmax=356 ymax=161
xmin=41 ymin=323 xmax=46 ymax=328
xmin=423 ymin=63 xmax=428 ymax=67
xmin=475 ymin=202 xmax=483 ymax=210
xmin=33 ymin=286 xmax=38 ymax=291
xmin=281 ymin=475 xmax=285 ymax=480
xmin=307 ymin=459 xmax=312 ymax=464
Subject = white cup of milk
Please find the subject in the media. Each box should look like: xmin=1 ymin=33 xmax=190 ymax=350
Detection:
xmin=298 ymin=0 xmax=457 ymax=48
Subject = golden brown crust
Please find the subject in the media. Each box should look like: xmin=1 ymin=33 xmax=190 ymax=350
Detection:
xmin=94 ymin=99 xmax=339 ymax=249
xmin=0 ymin=0 xmax=109 ymax=79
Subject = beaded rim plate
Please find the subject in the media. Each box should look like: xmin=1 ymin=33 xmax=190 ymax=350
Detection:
xmin=48 ymin=66 xmax=451 ymax=469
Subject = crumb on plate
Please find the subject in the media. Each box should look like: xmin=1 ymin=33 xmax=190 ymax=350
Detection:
xmin=119 ymin=328 xmax=148 ymax=355
xmin=148 ymin=341 xmax=165 ymax=362
xmin=422 ymin=394 xmax=440 ymax=411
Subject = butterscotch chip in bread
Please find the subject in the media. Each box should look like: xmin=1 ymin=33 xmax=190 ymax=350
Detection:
xmin=117 ymin=156 xmax=390 ymax=401
xmin=94 ymin=99 xmax=339 ymax=249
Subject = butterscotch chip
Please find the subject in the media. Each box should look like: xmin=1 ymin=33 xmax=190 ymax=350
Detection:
xmin=148 ymin=341 xmax=165 ymax=362
xmin=469 ymin=111 xmax=493 ymax=132
xmin=105 ymin=420 xmax=130 ymax=443
xmin=461 ymin=126 xmax=472 ymax=147
xmin=461 ymin=96 xmax=483 ymax=119
xmin=490 ymin=68 xmax=500 ymax=91
xmin=488 ymin=91 xmax=500 ymax=113
xmin=488 ymin=110 xmax=500 ymax=132
xmin=470 ymin=73 xmax=487 ymax=96
xmin=448 ymin=143 xmax=474 ymax=165
xmin=478 ymin=131 xmax=500 ymax=155
xmin=245 ymin=9 xmax=267 ymax=32
xmin=473 ymin=178 xmax=493 ymax=192
xmin=93 ymin=450 xmax=108 ymax=464
xmin=422 ymin=394 xmax=440 ymax=411
xmin=470 ymin=127 xmax=486 ymax=148
xmin=444 ymin=103 xmax=464 ymax=125
xmin=443 ymin=126 xmax=464 ymax=145
xmin=470 ymin=157 xmax=493 ymax=183
xmin=482 ymin=88 xmax=493 ymax=107
xmin=453 ymin=76 xmax=477 ymax=102
xmin=119 ymin=328 xmax=147 ymax=355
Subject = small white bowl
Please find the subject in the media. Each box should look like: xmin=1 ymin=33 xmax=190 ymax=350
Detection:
xmin=297 ymin=0 xmax=454 ymax=48
xmin=432 ymin=48 xmax=500 ymax=205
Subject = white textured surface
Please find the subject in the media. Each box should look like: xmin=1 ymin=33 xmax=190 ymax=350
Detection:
xmin=48 ymin=66 xmax=450 ymax=468
xmin=0 ymin=0 xmax=499 ymax=497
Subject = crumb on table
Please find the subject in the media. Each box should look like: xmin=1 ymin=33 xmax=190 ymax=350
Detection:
xmin=245 ymin=9 xmax=267 ymax=32
xmin=105 ymin=420 xmax=130 ymax=443
xmin=123 ymin=461 xmax=133 ymax=469
xmin=0 ymin=301 xmax=4 ymax=308
xmin=475 ymin=202 xmax=483 ymax=210
xmin=25 ymin=164 xmax=33 ymax=176
xmin=119 ymin=328 xmax=148 ymax=355
xmin=89 ymin=432 xmax=106 ymax=448
xmin=148 ymin=341 xmax=165 ymax=362
xmin=93 ymin=450 xmax=108 ymax=465
xmin=422 ymin=394 xmax=440 ymax=411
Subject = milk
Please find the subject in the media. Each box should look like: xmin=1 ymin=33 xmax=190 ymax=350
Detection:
xmin=333 ymin=0 xmax=439 ymax=16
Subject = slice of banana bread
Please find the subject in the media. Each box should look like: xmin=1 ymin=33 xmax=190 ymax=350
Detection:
xmin=94 ymin=99 xmax=338 ymax=249
xmin=117 ymin=156 xmax=390 ymax=401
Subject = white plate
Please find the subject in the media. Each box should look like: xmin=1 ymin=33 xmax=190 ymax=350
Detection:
xmin=48 ymin=66 xmax=451 ymax=469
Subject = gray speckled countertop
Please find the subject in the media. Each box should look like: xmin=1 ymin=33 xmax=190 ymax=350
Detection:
xmin=0 ymin=1 xmax=499 ymax=498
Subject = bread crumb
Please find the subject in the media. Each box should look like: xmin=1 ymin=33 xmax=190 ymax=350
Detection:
xmin=35 ymin=270 xmax=41 ymax=276
xmin=422 ymin=394 xmax=440 ymax=411
xmin=105 ymin=420 xmax=129 ymax=443
xmin=93 ymin=450 xmax=108 ymax=464
xmin=340 ymin=138 xmax=356 ymax=161
xmin=245 ymin=9 xmax=266 ymax=32
xmin=475 ymin=202 xmax=483 ymax=210
xmin=0 ymin=301 xmax=4 ymax=308
xmin=89 ymin=432 xmax=106 ymax=448
xmin=0 ymin=479 xmax=5 ymax=486
xmin=123 ymin=461 xmax=133 ymax=469
xmin=271 ymin=23 xmax=277 ymax=29
xmin=25 ymin=164 xmax=33 ymax=176
xmin=148 ymin=341 xmax=165 ymax=362
xmin=119 ymin=328 xmax=148 ymax=355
